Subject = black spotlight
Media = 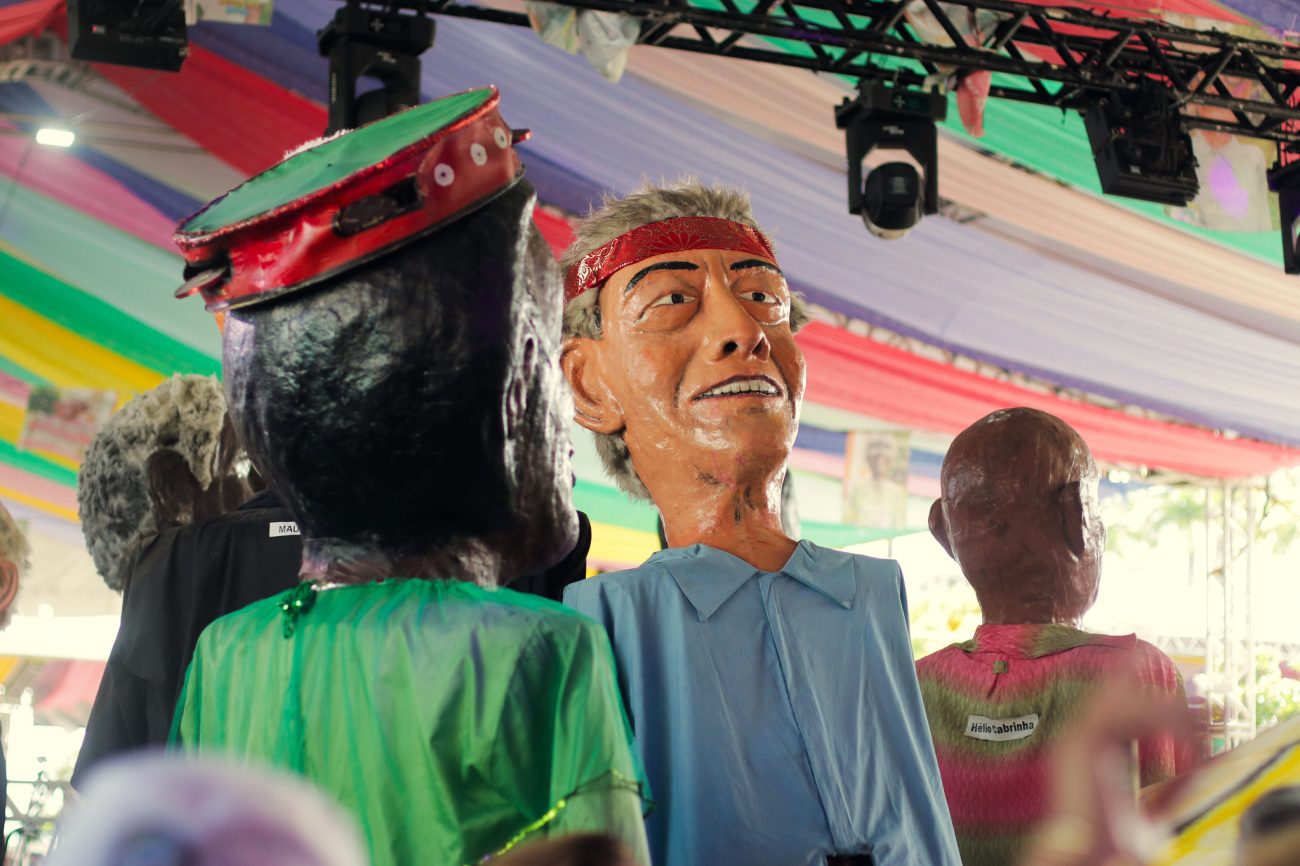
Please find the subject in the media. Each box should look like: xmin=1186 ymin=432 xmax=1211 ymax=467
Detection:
xmin=1083 ymin=86 xmax=1199 ymax=206
xmin=1267 ymin=147 xmax=1300 ymax=275
xmin=835 ymin=82 xmax=946 ymax=240
xmin=68 ymin=0 xmax=188 ymax=71
xmin=318 ymin=0 xmax=436 ymax=135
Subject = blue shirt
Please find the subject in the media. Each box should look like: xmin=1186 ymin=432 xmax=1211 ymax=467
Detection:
xmin=564 ymin=541 xmax=960 ymax=866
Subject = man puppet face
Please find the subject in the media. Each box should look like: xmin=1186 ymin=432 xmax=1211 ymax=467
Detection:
xmin=568 ymin=247 xmax=806 ymax=494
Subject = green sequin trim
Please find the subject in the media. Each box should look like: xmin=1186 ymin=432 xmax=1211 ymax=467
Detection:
xmin=278 ymin=582 xmax=318 ymax=638
xmin=468 ymin=769 xmax=647 ymax=865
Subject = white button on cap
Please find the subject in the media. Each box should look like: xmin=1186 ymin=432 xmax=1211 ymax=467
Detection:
xmin=434 ymin=164 xmax=455 ymax=186
xmin=470 ymin=143 xmax=488 ymax=166
xmin=493 ymin=128 xmax=509 ymax=149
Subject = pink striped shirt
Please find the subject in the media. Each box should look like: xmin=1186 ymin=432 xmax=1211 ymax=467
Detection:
xmin=916 ymin=623 xmax=1189 ymax=866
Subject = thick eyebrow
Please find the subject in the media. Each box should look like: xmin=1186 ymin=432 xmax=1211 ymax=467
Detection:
xmin=729 ymin=258 xmax=783 ymax=276
xmin=624 ymin=261 xmax=700 ymax=293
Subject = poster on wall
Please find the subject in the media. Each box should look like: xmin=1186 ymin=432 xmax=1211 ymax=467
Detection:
xmin=842 ymin=430 xmax=910 ymax=530
xmin=0 ymin=371 xmax=31 ymax=414
xmin=17 ymin=386 xmax=117 ymax=465
xmin=184 ymin=0 xmax=274 ymax=25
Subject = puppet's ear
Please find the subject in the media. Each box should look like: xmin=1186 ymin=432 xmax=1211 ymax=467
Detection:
xmin=1058 ymin=480 xmax=1087 ymax=558
xmin=561 ymin=338 xmax=624 ymax=435
xmin=928 ymin=498 xmax=955 ymax=560
xmin=146 ymin=449 xmax=204 ymax=527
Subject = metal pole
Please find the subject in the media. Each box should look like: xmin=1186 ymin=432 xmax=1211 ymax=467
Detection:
xmin=1222 ymin=481 xmax=1236 ymax=747
xmin=1245 ymin=487 xmax=1257 ymax=738
xmin=1204 ymin=485 xmax=1213 ymax=744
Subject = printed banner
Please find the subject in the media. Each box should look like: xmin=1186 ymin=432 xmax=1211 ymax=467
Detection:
xmin=0 ymin=370 xmax=31 ymax=410
xmin=184 ymin=0 xmax=273 ymax=25
xmin=17 ymin=386 xmax=117 ymax=465
xmin=842 ymin=430 xmax=910 ymax=530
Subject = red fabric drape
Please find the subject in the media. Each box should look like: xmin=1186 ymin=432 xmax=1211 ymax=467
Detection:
xmin=93 ymin=45 xmax=327 ymax=177
xmin=797 ymin=321 xmax=1300 ymax=479
xmin=35 ymin=659 xmax=106 ymax=715
xmin=0 ymin=0 xmax=62 ymax=45
xmin=534 ymin=207 xmax=576 ymax=257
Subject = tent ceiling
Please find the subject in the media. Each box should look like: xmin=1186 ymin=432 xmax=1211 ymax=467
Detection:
xmin=212 ymin=1 xmax=1300 ymax=446
xmin=616 ymin=49 xmax=1300 ymax=344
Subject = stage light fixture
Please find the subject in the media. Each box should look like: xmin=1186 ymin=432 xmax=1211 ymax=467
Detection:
xmin=835 ymin=83 xmax=946 ymax=240
xmin=1267 ymin=152 xmax=1300 ymax=275
xmin=1083 ymin=87 xmax=1199 ymax=206
xmin=68 ymin=0 xmax=187 ymax=71
xmin=318 ymin=0 xmax=436 ymax=135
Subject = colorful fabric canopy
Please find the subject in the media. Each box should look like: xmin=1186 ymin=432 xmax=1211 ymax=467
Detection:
xmin=169 ymin=4 xmax=1300 ymax=449
xmin=797 ymin=323 xmax=1300 ymax=479
xmin=0 ymin=0 xmax=1298 ymax=564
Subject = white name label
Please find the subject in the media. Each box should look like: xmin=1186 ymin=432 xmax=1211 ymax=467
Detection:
xmin=269 ymin=522 xmax=300 ymax=538
xmin=964 ymin=713 xmax=1040 ymax=742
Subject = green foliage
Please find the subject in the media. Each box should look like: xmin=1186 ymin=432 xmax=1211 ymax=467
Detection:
xmin=1104 ymin=485 xmax=1204 ymax=556
xmin=908 ymin=586 xmax=982 ymax=660
xmin=1256 ymin=651 xmax=1300 ymax=729
xmin=1104 ymin=470 xmax=1298 ymax=557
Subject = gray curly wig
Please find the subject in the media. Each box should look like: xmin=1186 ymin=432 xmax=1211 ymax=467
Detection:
xmin=561 ymin=179 xmax=809 ymax=501
xmin=77 ymin=375 xmax=228 ymax=591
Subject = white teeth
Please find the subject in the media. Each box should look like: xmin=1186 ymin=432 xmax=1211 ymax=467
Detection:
xmin=701 ymin=378 xmax=779 ymax=398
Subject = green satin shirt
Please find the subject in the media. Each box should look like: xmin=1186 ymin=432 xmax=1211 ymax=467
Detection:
xmin=173 ymin=579 xmax=649 ymax=866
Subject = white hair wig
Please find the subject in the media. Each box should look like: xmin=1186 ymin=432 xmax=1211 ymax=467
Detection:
xmin=77 ymin=375 xmax=228 ymax=591
xmin=560 ymin=179 xmax=808 ymax=500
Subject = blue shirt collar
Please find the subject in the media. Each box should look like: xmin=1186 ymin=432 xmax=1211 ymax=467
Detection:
xmin=652 ymin=541 xmax=857 ymax=622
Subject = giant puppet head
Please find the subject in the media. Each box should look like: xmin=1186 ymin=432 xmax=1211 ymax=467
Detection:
xmin=0 ymin=500 xmax=30 ymax=630
xmin=174 ymin=88 xmax=576 ymax=584
xmin=559 ymin=181 xmax=809 ymax=528
xmin=928 ymin=407 xmax=1106 ymax=626
xmin=78 ymin=376 xmax=252 ymax=591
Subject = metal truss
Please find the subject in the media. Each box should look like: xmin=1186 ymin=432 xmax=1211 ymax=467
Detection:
xmin=420 ymin=0 xmax=1300 ymax=151
xmin=1202 ymin=481 xmax=1261 ymax=751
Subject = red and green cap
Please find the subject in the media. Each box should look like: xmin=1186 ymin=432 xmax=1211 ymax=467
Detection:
xmin=174 ymin=86 xmax=526 ymax=313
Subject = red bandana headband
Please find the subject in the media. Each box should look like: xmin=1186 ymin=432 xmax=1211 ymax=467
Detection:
xmin=563 ymin=215 xmax=778 ymax=302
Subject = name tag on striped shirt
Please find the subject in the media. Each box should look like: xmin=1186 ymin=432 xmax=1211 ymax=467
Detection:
xmin=964 ymin=713 xmax=1039 ymax=742
xmin=269 ymin=522 xmax=300 ymax=537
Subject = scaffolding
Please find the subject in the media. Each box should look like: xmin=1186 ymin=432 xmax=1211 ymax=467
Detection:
xmin=1203 ymin=481 xmax=1262 ymax=751
xmin=421 ymin=0 xmax=1300 ymax=152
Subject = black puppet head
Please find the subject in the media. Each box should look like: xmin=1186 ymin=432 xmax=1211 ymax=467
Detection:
xmin=174 ymin=89 xmax=576 ymax=580
xmin=221 ymin=179 xmax=577 ymax=577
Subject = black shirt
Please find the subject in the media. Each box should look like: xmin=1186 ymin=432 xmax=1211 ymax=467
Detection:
xmin=506 ymin=510 xmax=591 ymax=601
xmin=73 ymin=490 xmax=303 ymax=786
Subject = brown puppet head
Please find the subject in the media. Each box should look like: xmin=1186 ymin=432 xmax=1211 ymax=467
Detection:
xmin=928 ymin=407 xmax=1106 ymax=626
xmin=559 ymin=181 xmax=810 ymax=560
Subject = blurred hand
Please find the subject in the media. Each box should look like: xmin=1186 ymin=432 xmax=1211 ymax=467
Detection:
xmin=1020 ymin=675 xmax=1195 ymax=866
